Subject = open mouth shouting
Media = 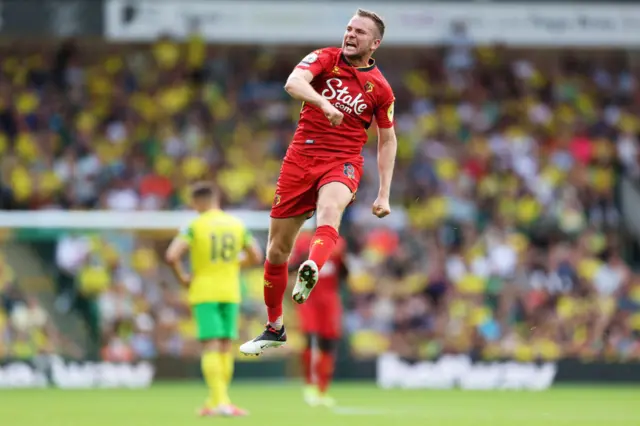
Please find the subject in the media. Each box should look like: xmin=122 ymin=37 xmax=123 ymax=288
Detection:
xmin=343 ymin=39 xmax=358 ymax=54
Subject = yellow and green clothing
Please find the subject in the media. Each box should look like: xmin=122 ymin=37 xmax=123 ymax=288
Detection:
xmin=177 ymin=208 xmax=254 ymax=341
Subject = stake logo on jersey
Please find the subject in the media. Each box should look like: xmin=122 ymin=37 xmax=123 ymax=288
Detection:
xmin=322 ymin=78 xmax=368 ymax=115
xmin=292 ymin=47 xmax=395 ymax=158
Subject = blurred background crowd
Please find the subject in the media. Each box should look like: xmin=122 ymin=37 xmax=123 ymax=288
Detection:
xmin=2 ymin=23 xmax=640 ymax=364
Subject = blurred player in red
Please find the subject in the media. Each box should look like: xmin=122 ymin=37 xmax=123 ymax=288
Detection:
xmin=240 ymin=9 xmax=397 ymax=356
xmin=290 ymin=232 xmax=347 ymax=406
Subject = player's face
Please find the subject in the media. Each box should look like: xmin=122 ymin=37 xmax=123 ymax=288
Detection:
xmin=342 ymin=16 xmax=381 ymax=61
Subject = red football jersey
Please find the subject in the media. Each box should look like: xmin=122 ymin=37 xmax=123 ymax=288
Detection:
xmin=292 ymin=47 xmax=395 ymax=159
xmin=292 ymin=232 xmax=346 ymax=296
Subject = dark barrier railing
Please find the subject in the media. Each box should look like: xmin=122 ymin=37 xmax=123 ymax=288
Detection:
xmin=2 ymin=356 xmax=640 ymax=389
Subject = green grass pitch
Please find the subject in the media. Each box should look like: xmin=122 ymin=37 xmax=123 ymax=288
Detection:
xmin=1 ymin=382 xmax=639 ymax=426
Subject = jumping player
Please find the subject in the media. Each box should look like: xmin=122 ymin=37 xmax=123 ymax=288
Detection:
xmin=240 ymin=9 xmax=396 ymax=356
xmin=290 ymin=232 xmax=347 ymax=406
xmin=165 ymin=183 xmax=262 ymax=417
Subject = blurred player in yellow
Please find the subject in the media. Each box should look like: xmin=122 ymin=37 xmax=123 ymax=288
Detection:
xmin=165 ymin=183 xmax=262 ymax=417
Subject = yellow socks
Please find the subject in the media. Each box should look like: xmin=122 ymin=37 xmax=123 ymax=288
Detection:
xmin=221 ymin=352 xmax=235 ymax=386
xmin=201 ymin=351 xmax=230 ymax=408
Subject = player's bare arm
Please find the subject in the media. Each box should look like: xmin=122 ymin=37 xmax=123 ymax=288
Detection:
xmin=240 ymin=238 xmax=264 ymax=268
xmin=372 ymin=125 xmax=397 ymax=218
xmin=284 ymin=68 xmax=343 ymax=127
xmin=165 ymin=238 xmax=191 ymax=287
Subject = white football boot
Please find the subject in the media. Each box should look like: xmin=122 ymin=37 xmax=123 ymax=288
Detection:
xmin=292 ymin=260 xmax=319 ymax=304
xmin=239 ymin=324 xmax=287 ymax=356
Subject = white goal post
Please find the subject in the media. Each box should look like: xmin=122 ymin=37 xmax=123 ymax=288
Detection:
xmin=0 ymin=210 xmax=314 ymax=231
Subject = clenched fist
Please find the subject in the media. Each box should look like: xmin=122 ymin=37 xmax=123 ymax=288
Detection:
xmin=372 ymin=197 xmax=391 ymax=218
xmin=321 ymin=102 xmax=344 ymax=127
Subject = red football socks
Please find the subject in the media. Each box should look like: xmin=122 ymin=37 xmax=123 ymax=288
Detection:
xmin=316 ymin=350 xmax=335 ymax=393
xmin=302 ymin=348 xmax=313 ymax=385
xmin=308 ymin=225 xmax=339 ymax=271
xmin=263 ymin=260 xmax=288 ymax=326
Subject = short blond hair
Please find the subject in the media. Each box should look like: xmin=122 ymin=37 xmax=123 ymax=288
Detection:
xmin=356 ymin=9 xmax=385 ymax=39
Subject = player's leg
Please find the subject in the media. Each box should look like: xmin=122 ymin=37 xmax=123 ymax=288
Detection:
xmin=297 ymin=302 xmax=321 ymax=405
xmin=315 ymin=336 xmax=339 ymax=407
xmin=194 ymin=303 xmax=226 ymax=416
xmin=292 ymin=180 xmax=355 ymax=304
xmin=264 ymin=215 xmax=308 ymax=328
xmin=215 ymin=303 xmax=248 ymax=417
xmin=301 ymin=333 xmax=316 ymax=392
xmin=240 ymin=215 xmax=307 ymax=356
xmin=302 ymin=334 xmax=322 ymax=406
xmin=314 ymin=297 xmax=342 ymax=407
xmin=241 ymin=151 xmax=322 ymax=355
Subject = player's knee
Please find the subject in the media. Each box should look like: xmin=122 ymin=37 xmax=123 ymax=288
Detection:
xmin=266 ymin=241 xmax=292 ymax=265
xmin=315 ymin=202 xmax=343 ymax=228
xmin=218 ymin=339 xmax=232 ymax=352
xmin=202 ymin=339 xmax=219 ymax=352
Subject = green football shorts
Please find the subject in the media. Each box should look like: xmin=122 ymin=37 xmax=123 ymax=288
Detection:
xmin=192 ymin=302 xmax=240 ymax=341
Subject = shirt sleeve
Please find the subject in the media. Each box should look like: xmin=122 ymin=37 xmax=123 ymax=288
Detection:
xmin=375 ymin=91 xmax=395 ymax=129
xmin=242 ymin=228 xmax=254 ymax=249
xmin=294 ymin=49 xmax=333 ymax=78
xmin=177 ymin=222 xmax=194 ymax=245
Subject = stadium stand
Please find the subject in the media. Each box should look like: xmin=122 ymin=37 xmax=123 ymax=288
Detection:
xmin=1 ymin=35 xmax=639 ymax=363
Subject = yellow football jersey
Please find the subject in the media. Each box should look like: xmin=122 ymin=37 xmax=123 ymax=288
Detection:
xmin=179 ymin=209 xmax=253 ymax=304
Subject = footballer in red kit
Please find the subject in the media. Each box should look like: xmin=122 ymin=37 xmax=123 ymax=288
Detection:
xmin=289 ymin=232 xmax=347 ymax=406
xmin=270 ymin=46 xmax=395 ymax=220
xmin=240 ymin=9 xmax=397 ymax=358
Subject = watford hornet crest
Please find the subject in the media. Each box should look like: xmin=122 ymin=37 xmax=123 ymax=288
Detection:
xmin=364 ymin=81 xmax=374 ymax=93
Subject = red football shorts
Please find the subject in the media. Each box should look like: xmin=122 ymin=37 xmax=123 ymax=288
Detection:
xmin=270 ymin=149 xmax=363 ymax=219
xmin=296 ymin=293 xmax=342 ymax=339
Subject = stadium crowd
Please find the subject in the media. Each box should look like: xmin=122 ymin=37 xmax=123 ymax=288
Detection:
xmin=1 ymin=33 xmax=640 ymax=362
xmin=0 ymin=251 xmax=81 ymax=359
